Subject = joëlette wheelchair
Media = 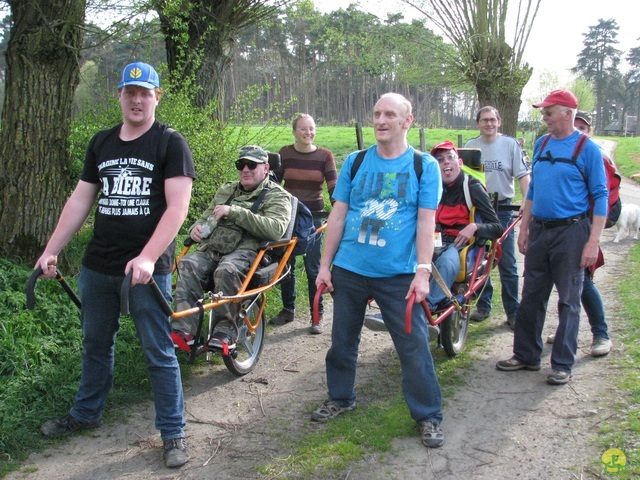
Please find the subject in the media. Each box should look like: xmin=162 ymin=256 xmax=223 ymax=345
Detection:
xmin=26 ymin=153 xmax=320 ymax=377
xmin=312 ymin=148 xmax=521 ymax=358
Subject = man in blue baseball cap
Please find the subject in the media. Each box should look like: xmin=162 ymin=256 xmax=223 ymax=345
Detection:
xmin=119 ymin=61 xmax=161 ymax=90
xmin=36 ymin=62 xmax=195 ymax=468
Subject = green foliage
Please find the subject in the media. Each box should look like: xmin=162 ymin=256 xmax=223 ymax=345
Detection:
xmin=593 ymin=241 xmax=640 ymax=478
xmin=0 ymin=258 xmax=156 ymax=474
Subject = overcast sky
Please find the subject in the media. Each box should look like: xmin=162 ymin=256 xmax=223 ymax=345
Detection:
xmin=316 ymin=0 xmax=638 ymax=106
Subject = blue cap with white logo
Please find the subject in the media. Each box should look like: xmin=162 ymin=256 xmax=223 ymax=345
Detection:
xmin=118 ymin=62 xmax=160 ymax=90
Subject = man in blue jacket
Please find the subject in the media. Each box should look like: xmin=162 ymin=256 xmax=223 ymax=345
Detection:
xmin=496 ymin=90 xmax=608 ymax=385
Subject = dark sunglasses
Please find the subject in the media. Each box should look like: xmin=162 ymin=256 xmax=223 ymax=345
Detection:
xmin=235 ymin=160 xmax=261 ymax=170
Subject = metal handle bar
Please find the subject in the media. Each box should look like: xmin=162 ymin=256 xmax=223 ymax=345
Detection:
xmin=119 ymin=271 xmax=174 ymax=317
xmin=26 ymin=266 xmax=82 ymax=310
xmin=312 ymin=283 xmax=332 ymax=326
xmin=404 ymin=292 xmax=431 ymax=334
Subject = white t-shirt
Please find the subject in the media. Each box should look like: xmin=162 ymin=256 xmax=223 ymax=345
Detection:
xmin=465 ymin=134 xmax=529 ymax=201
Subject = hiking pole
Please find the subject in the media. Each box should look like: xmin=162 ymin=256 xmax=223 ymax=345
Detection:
xmin=26 ymin=266 xmax=81 ymax=310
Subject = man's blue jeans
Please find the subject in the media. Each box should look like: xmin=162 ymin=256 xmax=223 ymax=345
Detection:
xmin=326 ymin=266 xmax=443 ymax=424
xmin=476 ymin=207 xmax=520 ymax=318
xmin=280 ymin=217 xmax=324 ymax=315
xmin=582 ymin=269 xmax=609 ymax=340
xmin=72 ymin=267 xmax=185 ymax=440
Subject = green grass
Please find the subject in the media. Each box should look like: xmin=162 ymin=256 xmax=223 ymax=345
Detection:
xmin=591 ymin=241 xmax=640 ymax=478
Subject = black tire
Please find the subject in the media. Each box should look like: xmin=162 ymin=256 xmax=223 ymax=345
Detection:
xmin=440 ymin=307 xmax=469 ymax=357
xmin=223 ymin=295 xmax=266 ymax=376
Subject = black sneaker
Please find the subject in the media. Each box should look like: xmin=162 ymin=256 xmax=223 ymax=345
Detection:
xmin=470 ymin=309 xmax=490 ymax=322
xmin=163 ymin=438 xmax=190 ymax=468
xmin=270 ymin=308 xmax=295 ymax=325
xmin=208 ymin=331 xmax=236 ymax=350
xmin=40 ymin=413 xmax=101 ymax=437
xmin=547 ymin=370 xmax=571 ymax=385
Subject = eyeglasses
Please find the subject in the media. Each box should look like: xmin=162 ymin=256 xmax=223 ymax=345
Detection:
xmin=295 ymin=127 xmax=315 ymax=133
xmin=436 ymin=153 xmax=458 ymax=163
xmin=235 ymin=160 xmax=261 ymax=170
xmin=479 ymin=118 xmax=498 ymax=124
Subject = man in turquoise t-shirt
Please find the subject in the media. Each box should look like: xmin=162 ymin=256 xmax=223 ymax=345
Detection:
xmin=311 ymin=93 xmax=446 ymax=449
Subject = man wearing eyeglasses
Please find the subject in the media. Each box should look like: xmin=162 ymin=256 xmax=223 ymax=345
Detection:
xmin=496 ymin=90 xmax=608 ymax=386
xmin=427 ymin=140 xmax=503 ymax=310
xmin=172 ymin=145 xmax=291 ymax=350
xmin=465 ymin=106 xmax=530 ymax=328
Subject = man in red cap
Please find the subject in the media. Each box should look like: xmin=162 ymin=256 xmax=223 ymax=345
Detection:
xmin=545 ymin=111 xmax=614 ymax=357
xmin=496 ymin=89 xmax=608 ymax=385
xmin=427 ymin=140 xmax=503 ymax=309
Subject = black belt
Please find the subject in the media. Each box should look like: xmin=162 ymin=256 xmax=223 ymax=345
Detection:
xmin=533 ymin=213 xmax=587 ymax=229
xmin=498 ymin=199 xmax=512 ymax=204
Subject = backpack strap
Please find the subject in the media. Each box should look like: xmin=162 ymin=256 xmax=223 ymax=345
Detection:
xmin=350 ymin=149 xmax=423 ymax=181
xmin=571 ymin=134 xmax=589 ymax=162
xmin=462 ymin=174 xmax=472 ymax=211
xmin=224 ymin=183 xmax=269 ymax=213
xmin=158 ymin=127 xmax=177 ymax=164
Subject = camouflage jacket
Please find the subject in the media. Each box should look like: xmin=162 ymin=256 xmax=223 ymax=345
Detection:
xmin=191 ymin=176 xmax=292 ymax=252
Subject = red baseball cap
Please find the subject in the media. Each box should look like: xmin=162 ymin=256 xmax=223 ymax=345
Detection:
xmin=430 ymin=140 xmax=459 ymax=156
xmin=532 ymin=89 xmax=578 ymax=109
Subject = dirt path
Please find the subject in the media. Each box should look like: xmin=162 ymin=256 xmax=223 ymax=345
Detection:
xmin=6 ymin=142 xmax=639 ymax=480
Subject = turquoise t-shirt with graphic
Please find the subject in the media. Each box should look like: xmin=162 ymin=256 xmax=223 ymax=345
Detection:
xmin=332 ymin=146 xmax=442 ymax=278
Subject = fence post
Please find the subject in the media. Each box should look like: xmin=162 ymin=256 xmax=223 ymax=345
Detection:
xmin=457 ymin=134 xmax=463 ymax=148
xmin=419 ymin=128 xmax=426 ymax=152
xmin=355 ymin=123 xmax=364 ymax=150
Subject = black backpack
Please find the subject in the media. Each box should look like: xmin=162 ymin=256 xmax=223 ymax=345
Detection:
xmin=290 ymin=199 xmax=320 ymax=256
xmin=253 ymin=183 xmax=321 ymax=257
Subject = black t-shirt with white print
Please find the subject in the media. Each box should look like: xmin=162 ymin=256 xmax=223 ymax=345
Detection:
xmin=80 ymin=120 xmax=195 ymax=276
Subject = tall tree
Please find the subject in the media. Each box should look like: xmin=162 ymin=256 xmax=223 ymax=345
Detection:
xmin=152 ymin=0 xmax=283 ymax=113
xmin=572 ymin=18 xmax=622 ymax=134
xmin=403 ymin=0 xmax=541 ymax=136
xmin=0 ymin=0 xmax=86 ymax=261
xmin=625 ymin=44 xmax=640 ymax=134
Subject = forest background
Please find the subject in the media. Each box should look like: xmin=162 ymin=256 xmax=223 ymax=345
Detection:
xmin=1 ymin=0 xmax=640 ymax=261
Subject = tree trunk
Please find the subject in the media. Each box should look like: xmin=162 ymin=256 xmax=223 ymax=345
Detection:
xmin=0 ymin=0 xmax=86 ymax=262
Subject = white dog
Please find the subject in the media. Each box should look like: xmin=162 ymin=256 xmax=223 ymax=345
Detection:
xmin=613 ymin=203 xmax=640 ymax=243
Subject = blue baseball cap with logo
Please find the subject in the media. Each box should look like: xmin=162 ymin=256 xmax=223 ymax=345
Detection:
xmin=118 ymin=62 xmax=160 ymax=90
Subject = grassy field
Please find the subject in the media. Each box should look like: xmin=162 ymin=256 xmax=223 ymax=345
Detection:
xmin=2 ymin=130 xmax=640 ymax=477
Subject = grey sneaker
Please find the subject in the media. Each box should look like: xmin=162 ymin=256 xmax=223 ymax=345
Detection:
xmin=364 ymin=312 xmax=387 ymax=331
xmin=470 ymin=309 xmax=490 ymax=322
xmin=40 ymin=413 xmax=101 ymax=437
xmin=310 ymin=399 xmax=355 ymax=422
xmin=309 ymin=315 xmax=324 ymax=334
xmin=419 ymin=421 xmax=445 ymax=448
xmin=496 ymin=357 xmax=541 ymax=371
xmin=163 ymin=438 xmax=190 ymax=468
xmin=271 ymin=308 xmax=295 ymax=325
xmin=547 ymin=370 xmax=571 ymax=385
xmin=591 ymin=337 xmax=612 ymax=357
